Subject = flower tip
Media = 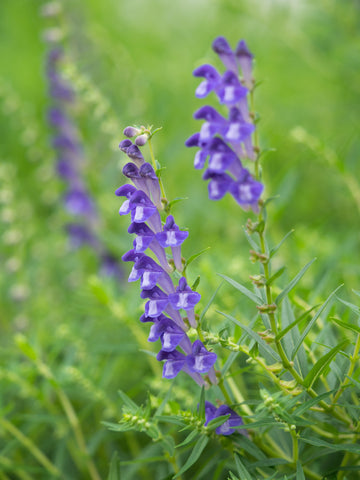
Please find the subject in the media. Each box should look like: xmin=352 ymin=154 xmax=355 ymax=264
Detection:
xmin=135 ymin=133 xmax=148 ymax=146
xmin=235 ymin=39 xmax=254 ymax=59
xmin=212 ymin=36 xmax=232 ymax=55
xmin=123 ymin=126 xmax=140 ymax=138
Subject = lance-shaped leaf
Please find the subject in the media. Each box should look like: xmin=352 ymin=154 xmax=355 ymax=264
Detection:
xmin=292 ymin=390 xmax=335 ymax=416
xmin=269 ymin=229 xmax=294 ymax=258
xmin=303 ymin=341 xmax=348 ymax=388
xmin=173 ymin=435 xmax=209 ymax=478
xmin=291 ymin=285 xmax=343 ymax=359
xmin=107 ymin=453 xmax=121 ymax=480
xmin=301 ymin=436 xmax=360 ymax=454
xmin=234 ymin=454 xmax=254 ymax=480
xmin=218 ymin=311 xmax=281 ymax=362
xmin=217 ymin=274 xmax=263 ymax=306
xmin=296 ymin=461 xmax=305 ymax=480
xmin=337 ymin=297 xmax=360 ymax=316
xmin=330 ymin=317 xmax=360 ymax=335
xmin=275 ymin=258 xmax=316 ymax=305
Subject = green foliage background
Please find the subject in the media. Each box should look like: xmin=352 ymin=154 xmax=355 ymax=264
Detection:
xmin=1 ymin=0 xmax=360 ymax=478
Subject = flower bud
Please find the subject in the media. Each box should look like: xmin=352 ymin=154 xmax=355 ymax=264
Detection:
xmin=123 ymin=126 xmax=141 ymax=138
xmin=135 ymin=133 xmax=149 ymax=146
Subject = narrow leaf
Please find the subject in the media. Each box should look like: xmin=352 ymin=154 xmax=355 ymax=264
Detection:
xmin=198 ymin=386 xmax=205 ymax=422
xmin=206 ymin=414 xmax=230 ymax=431
xmin=266 ymin=266 xmax=286 ymax=286
xmin=234 ymin=454 xmax=254 ymax=480
xmin=217 ymin=274 xmax=263 ymax=306
xmin=275 ymin=259 xmax=316 ymax=305
xmin=296 ymin=461 xmax=305 ymax=480
xmin=218 ymin=311 xmax=281 ymax=362
xmin=301 ymin=436 xmax=360 ymax=454
xmin=292 ymin=285 xmax=343 ymax=359
xmin=270 ymin=229 xmax=294 ymax=258
xmin=173 ymin=436 xmax=209 ymax=478
xmin=330 ymin=317 xmax=360 ymax=335
xmin=175 ymin=430 xmax=199 ymax=449
xmin=184 ymin=247 xmax=211 ymax=271
xmin=199 ymin=282 xmax=223 ymax=323
xmin=337 ymin=297 xmax=360 ymax=316
xmin=118 ymin=390 xmax=138 ymax=413
xmin=303 ymin=341 xmax=348 ymax=388
xmin=276 ymin=305 xmax=319 ymax=341
xmin=293 ymin=390 xmax=335 ymax=416
xmin=107 ymin=452 xmax=121 ymax=480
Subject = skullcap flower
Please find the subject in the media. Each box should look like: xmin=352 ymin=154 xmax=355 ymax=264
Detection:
xmin=186 ymin=340 xmax=217 ymax=374
xmin=212 ymin=36 xmax=237 ymax=72
xmin=205 ymin=401 xmax=244 ymax=436
xmin=168 ymin=277 xmax=201 ymax=311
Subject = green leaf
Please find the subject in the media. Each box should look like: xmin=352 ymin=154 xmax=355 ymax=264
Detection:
xmin=228 ymin=472 xmax=240 ymax=480
xmin=235 ymin=435 xmax=268 ymax=460
xmin=303 ymin=341 xmax=348 ymax=388
xmin=173 ymin=435 xmax=209 ymax=478
xmin=234 ymin=454 xmax=254 ymax=480
xmin=206 ymin=414 xmax=230 ymax=431
xmin=176 ymin=430 xmax=199 ymax=449
xmin=218 ymin=311 xmax=281 ymax=362
xmin=107 ymin=452 xmax=121 ymax=480
xmin=199 ymin=282 xmax=223 ymax=324
xmin=155 ymin=382 xmax=174 ymax=417
xmin=292 ymin=390 xmax=335 ymax=416
xmin=330 ymin=317 xmax=360 ymax=335
xmin=291 ymin=285 xmax=343 ymax=359
xmin=155 ymin=415 xmax=186 ymax=427
xmin=161 ymin=435 xmax=175 ymax=456
xmin=167 ymin=196 xmax=188 ymax=209
xmin=217 ymin=274 xmax=263 ymax=305
xmin=337 ymin=297 xmax=360 ymax=316
xmin=301 ymin=436 xmax=360 ymax=454
xmin=352 ymin=290 xmax=360 ymax=298
xmin=198 ymin=386 xmax=205 ymax=422
xmin=118 ymin=390 xmax=138 ymax=413
xmin=184 ymin=247 xmax=211 ymax=273
xmin=270 ymin=230 xmax=294 ymax=258
xmin=275 ymin=259 xmax=316 ymax=305
xmin=296 ymin=461 xmax=305 ymax=480
xmin=276 ymin=304 xmax=319 ymax=341
xmin=266 ymin=266 xmax=286 ymax=286
xmin=243 ymin=228 xmax=259 ymax=250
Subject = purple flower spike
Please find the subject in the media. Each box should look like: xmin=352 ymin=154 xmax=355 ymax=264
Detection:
xmin=229 ymin=169 xmax=263 ymax=211
xmin=119 ymin=139 xmax=133 ymax=153
xmin=123 ymin=162 xmax=150 ymax=196
xmin=64 ymin=188 xmax=95 ymax=216
xmin=141 ymin=286 xmax=169 ymax=318
xmin=139 ymin=163 xmax=162 ymax=209
xmin=128 ymin=190 xmax=157 ymax=223
xmin=202 ymin=171 xmax=234 ymax=200
xmin=193 ymin=64 xmax=222 ymax=98
xmin=126 ymin=144 xmax=145 ymax=166
xmin=217 ymin=71 xmax=248 ymax=106
xmin=156 ymin=215 xmax=188 ymax=271
xmin=128 ymin=222 xmax=155 ymax=253
xmin=235 ymin=40 xmax=254 ymax=89
xmin=186 ymin=340 xmax=217 ymax=374
xmin=148 ymin=316 xmax=185 ymax=352
xmin=56 ymin=159 xmax=76 ymax=180
xmin=157 ymin=350 xmax=186 ymax=379
xmin=212 ymin=36 xmax=237 ymax=72
xmin=168 ymin=277 xmax=201 ymax=310
xmin=204 ymin=401 xmax=244 ymax=436
xmin=115 ymin=184 xmax=137 ymax=215
xmin=225 ymin=107 xmax=255 ymax=145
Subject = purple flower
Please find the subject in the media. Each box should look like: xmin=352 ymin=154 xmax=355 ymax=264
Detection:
xmin=212 ymin=36 xmax=237 ymax=72
xmin=193 ymin=64 xmax=222 ymax=98
xmin=156 ymin=215 xmax=188 ymax=271
xmin=229 ymin=168 xmax=264 ymax=211
xmin=148 ymin=315 xmax=186 ymax=352
xmin=168 ymin=277 xmax=201 ymax=327
xmin=100 ymin=253 xmax=123 ymax=280
xmin=157 ymin=350 xmax=186 ymax=379
xmin=217 ymin=71 xmax=248 ymax=106
xmin=235 ymin=40 xmax=254 ymax=89
xmin=186 ymin=340 xmax=217 ymax=374
xmin=141 ymin=286 xmax=169 ymax=318
xmin=205 ymin=401 xmax=244 ymax=436
xmin=202 ymin=171 xmax=234 ymax=200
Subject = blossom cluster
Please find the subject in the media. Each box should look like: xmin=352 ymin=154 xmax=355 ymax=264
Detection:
xmin=186 ymin=36 xmax=263 ymax=211
xmin=116 ymin=132 xmax=218 ymax=386
xmin=43 ymin=6 xmax=122 ymax=278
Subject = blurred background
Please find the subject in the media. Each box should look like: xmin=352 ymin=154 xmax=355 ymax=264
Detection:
xmin=1 ymin=0 xmax=360 ymax=478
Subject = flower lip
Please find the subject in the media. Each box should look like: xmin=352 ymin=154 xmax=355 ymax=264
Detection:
xmin=115 ymin=184 xmax=137 ymax=197
xmin=194 ymin=105 xmax=226 ymax=123
xmin=235 ymin=39 xmax=254 ymax=59
xmin=186 ymin=340 xmax=217 ymax=373
xmin=212 ymin=36 xmax=233 ymax=55
xmin=119 ymin=139 xmax=132 ymax=152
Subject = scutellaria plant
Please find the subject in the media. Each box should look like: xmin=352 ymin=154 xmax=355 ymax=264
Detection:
xmin=109 ymin=36 xmax=360 ymax=480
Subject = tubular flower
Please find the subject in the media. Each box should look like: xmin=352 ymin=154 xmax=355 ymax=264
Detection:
xmin=204 ymin=401 xmax=245 ymax=436
xmin=116 ymin=130 xmax=218 ymax=386
xmin=186 ymin=36 xmax=263 ymax=212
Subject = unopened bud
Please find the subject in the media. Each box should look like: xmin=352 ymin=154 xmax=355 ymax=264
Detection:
xmin=123 ymin=126 xmax=141 ymax=138
xmin=135 ymin=133 xmax=149 ymax=146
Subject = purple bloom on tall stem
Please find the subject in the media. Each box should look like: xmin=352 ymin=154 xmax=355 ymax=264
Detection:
xmin=186 ymin=36 xmax=263 ymax=211
xmin=156 ymin=215 xmax=188 ymax=271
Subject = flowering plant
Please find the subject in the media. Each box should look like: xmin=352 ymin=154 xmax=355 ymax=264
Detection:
xmin=107 ymin=36 xmax=360 ymax=480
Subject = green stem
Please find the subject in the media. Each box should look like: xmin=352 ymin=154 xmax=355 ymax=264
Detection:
xmin=0 ymin=417 xmax=61 ymax=478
